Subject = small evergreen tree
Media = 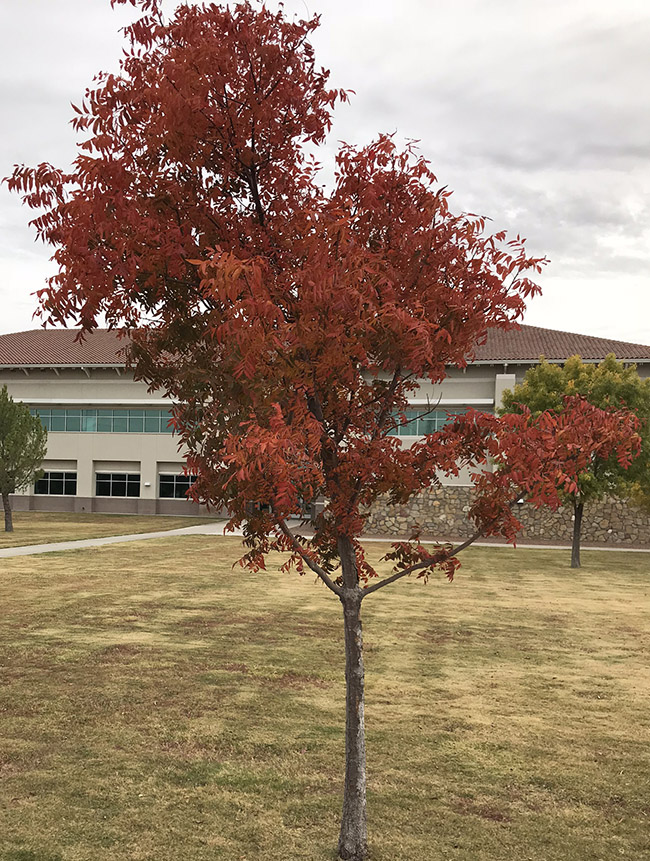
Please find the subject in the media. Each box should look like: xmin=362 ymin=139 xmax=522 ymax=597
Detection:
xmin=500 ymin=355 xmax=650 ymax=567
xmin=0 ymin=386 xmax=48 ymax=532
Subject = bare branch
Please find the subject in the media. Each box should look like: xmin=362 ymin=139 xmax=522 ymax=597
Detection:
xmin=362 ymin=492 xmax=526 ymax=598
xmin=275 ymin=515 xmax=343 ymax=597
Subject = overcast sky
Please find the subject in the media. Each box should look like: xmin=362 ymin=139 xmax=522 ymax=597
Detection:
xmin=1 ymin=0 xmax=649 ymax=343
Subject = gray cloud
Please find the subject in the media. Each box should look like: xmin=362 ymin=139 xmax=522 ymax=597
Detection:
xmin=1 ymin=0 xmax=649 ymax=341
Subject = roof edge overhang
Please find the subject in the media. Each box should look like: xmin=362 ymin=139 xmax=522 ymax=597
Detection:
xmin=469 ymin=358 xmax=650 ymax=365
xmin=18 ymin=398 xmax=168 ymax=406
xmin=0 ymin=363 xmax=127 ymax=370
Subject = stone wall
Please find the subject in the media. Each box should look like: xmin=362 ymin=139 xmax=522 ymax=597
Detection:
xmin=363 ymin=486 xmax=650 ymax=546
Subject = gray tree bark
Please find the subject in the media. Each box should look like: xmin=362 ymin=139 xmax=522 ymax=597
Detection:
xmin=2 ymin=492 xmax=13 ymax=533
xmin=337 ymin=536 xmax=368 ymax=861
xmin=571 ymin=500 xmax=583 ymax=568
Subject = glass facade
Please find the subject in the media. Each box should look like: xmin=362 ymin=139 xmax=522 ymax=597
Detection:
xmin=30 ymin=408 xmax=173 ymax=433
xmin=96 ymin=473 xmax=141 ymax=498
xmin=35 ymin=471 xmax=77 ymax=496
xmin=388 ymin=407 xmax=468 ymax=436
xmin=159 ymin=474 xmax=197 ymax=499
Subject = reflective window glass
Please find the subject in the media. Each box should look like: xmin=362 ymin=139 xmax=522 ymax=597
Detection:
xmin=144 ymin=413 xmax=161 ymax=432
xmin=388 ymin=407 xmax=487 ymax=437
xmin=95 ymin=475 xmax=112 ymax=496
xmin=97 ymin=415 xmax=113 ymax=432
xmin=159 ymin=474 xmax=195 ymax=499
xmin=95 ymin=472 xmax=141 ymax=497
xmin=111 ymin=476 xmax=127 ymax=496
xmin=28 ymin=407 xmax=177 ymax=434
xmin=418 ymin=415 xmax=438 ymax=435
xmin=34 ymin=476 xmax=49 ymax=494
xmin=49 ymin=476 xmax=64 ymax=495
xmin=128 ymin=415 xmax=144 ymax=432
xmin=126 ymin=475 xmax=141 ymax=497
xmin=82 ymin=412 xmax=98 ymax=432
xmin=34 ymin=471 xmax=77 ymax=495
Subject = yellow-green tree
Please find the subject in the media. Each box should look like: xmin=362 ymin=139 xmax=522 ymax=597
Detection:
xmin=0 ymin=386 xmax=48 ymax=532
xmin=500 ymin=355 xmax=650 ymax=567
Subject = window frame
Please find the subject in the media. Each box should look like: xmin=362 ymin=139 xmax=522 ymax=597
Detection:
xmin=95 ymin=472 xmax=141 ymax=498
xmin=30 ymin=408 xmax=173 ymax=434
xmin=389 ymin=406 xmax=470 ymax=437
xmin=158 ymin=473 xmax=197 ymax=500
xmin=34 ymin=471 xmax=78 ymax=496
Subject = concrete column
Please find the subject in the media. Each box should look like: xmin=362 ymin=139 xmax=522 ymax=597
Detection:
xmin=75 ymin=457 xmax=94 ymax=512
xmin=138 ymin=455 xmax=158 ymax=515
xmin=494 ymin=373 xmax=517 ymax=411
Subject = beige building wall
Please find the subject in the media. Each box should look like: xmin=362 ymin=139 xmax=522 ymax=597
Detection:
xmin=0 ymin=366 xmax=203 ymax=516
xmin=3 ymin=356 xmax=649 ymax=513
xmin=396 ymin=367 xmax=514 ymax=486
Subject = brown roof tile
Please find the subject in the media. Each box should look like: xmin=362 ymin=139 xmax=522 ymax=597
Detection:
xmin=475 ymin=325 xmax=650 ymax=362
xmin=0 ymin=328 xmax=128 ymax=366
xmin=0 ymin=325 xmax=649 ymax=367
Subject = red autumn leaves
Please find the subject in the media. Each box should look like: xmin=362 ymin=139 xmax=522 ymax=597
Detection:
xmin=5 ymin=0 xmax=641 ymax=586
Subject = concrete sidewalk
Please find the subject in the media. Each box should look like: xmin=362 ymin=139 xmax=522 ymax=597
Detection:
xmin=0 ymin=520 xmax=240 ymax=559
xmin=1 ymin=519 xmax=650 ymax=559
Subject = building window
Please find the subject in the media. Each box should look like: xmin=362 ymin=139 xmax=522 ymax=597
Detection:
xmin=35 ymin=471 xmax=77 ymax=496
xmin=388 ymin=407 xmax=495 ymax=436
xmin=159 ymin=474 xmax=197 ymax=499
xmin=30 ymin=408 xmax=173 ymax=434
xmin=388 ymin=407 xmax=468 ymax=436
xmin=95 ymin=473 xmax=141 ymax=498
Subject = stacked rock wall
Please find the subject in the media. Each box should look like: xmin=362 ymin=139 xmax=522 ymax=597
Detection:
xmin=364 ymin=486 xmax=650 ymax=546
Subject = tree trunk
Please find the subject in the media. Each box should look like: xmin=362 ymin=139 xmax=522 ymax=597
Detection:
xmin=2 ymin=492 xmax=13 ymax=533
xmin=2 ymin=492 xmax=14 ymax=533
xmin=337 ymin=538 xmax=368 ymax=861
xmin=571 ymin=500 xmax=583 ymax=569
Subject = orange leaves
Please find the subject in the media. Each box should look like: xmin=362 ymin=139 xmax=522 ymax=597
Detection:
xmin=328 ymin=136 xmax=547 ymax=379
xmin=6 ymin=1 xmax=343 ymax=333
xmin=218 ymin=399 xmax=324 ymax=524
xmin=430 ymin=396 xmax=642 ymax=542
xmin=381 ymin=540 xmax=460 ymax=583
xmin=7 ymin=1 xmax=567 ymax=588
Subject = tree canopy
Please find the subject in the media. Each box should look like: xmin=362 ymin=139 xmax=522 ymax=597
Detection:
xmin=0 ymin=386 xmax=48 ymax=533
xmin=7 ymin=0 xmax=548 ymax=564
xmin=500 ymin=354 xmax=650 ymax=565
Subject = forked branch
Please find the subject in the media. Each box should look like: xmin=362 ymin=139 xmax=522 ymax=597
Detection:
xmin=362 ymin=492 xmax=527 ymax=598
xmin=275 ymin=515 xmax=343 ymax=597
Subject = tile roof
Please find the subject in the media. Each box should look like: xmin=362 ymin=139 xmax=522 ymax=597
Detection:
xmin=0 ymin=325 xmax=649 ymax=367
xmin=0 ymin=328 xmax=128 ymax=366
xmin=474 ymin=325 xmax=650 ymax=362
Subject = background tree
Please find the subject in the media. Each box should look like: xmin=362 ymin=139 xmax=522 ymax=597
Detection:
xmin=0 ymin=386 xmax=48 ymax=533
xmin=5 ymin=2 xmax=640 ymax=857
xmin=500 ymin=354 xmax=650 ymax=567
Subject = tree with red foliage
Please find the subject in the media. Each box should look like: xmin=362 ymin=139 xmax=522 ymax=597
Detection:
xmin=6 ymin=3 xmax=641 ymax=858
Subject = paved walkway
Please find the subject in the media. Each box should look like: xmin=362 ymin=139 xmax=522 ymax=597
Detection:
xmin=0 ymin=520 xmax=241 ymax=559
xmin=1 ymin=520 xmax=650 ymax=559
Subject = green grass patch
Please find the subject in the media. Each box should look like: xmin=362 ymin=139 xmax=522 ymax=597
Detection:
xmin=0 ymin=511 xmax=217 ymax=549
xmin=0 ymin=538 xmax=649 ymax=859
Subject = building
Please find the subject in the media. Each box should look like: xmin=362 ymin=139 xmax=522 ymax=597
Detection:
xmin=0 ymin=328 xmax=203 ymax=516
xmin=1 ymin=325 xmax=650 ymax=538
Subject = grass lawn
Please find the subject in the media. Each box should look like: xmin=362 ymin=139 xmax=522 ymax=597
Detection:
xmin=0 ymin=511 xmax=218 ymax=549
xmin=0 ymin=538 xmax=649 ymax=860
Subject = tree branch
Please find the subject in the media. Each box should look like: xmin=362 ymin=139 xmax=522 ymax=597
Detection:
xmin=361 ymin=491 xmax=526 ymax=598
xmin=275 ymin=515 xmax=343 ymax=597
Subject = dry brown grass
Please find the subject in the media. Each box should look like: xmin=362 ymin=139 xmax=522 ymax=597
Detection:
xmin=0 ymin=511 xmax=217 ymax=548
xmin=0 ymin=537 xmax=649 ymax=860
